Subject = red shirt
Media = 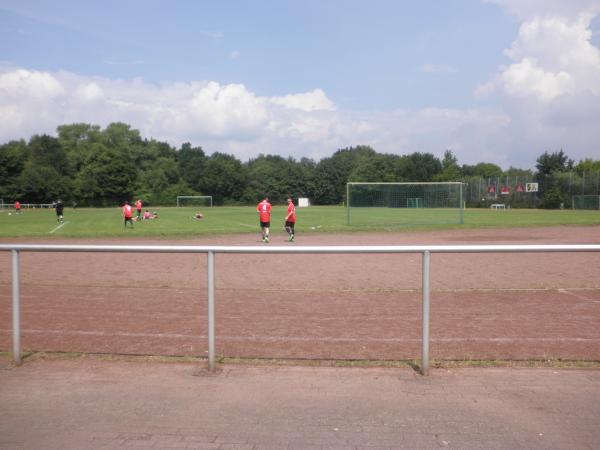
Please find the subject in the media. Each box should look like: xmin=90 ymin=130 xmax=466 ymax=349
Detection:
xmin=135 ymin=200 xmax=142 ymax=211
xmin=123 ymin=204 xmax=133 ymax=218
xmin=14 ymin=201 xmax=20 ymax=210
xmin=257 ymin=200 xmax=272 ymax=222
xmin=286 ymin=202 xmax=296 ymax=223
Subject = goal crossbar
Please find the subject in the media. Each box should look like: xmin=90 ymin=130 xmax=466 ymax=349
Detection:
xmin=176 ymin=196 xmax=213 ymax=208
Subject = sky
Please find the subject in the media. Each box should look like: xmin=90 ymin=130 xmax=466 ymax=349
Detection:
xmin=1 ymin=0 xmax=600 ymax=169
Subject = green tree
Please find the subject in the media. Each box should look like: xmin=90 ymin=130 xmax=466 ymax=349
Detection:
xmin=17 ymin=163 xmax=67 ymax=203
xmin=75 ymin=144 xmax=138 ymax=206
xmin=57 ymin=123 xmax=101 ymax=175
xmin=312 ymin=146 xmax=376 ymax=204
xmin=0 ymin=140 xmax=29 ymax=200
xmin=461 ymin=162 xmax=503 ymax=178
xmin=244 ymin=154 xmax=293 ymax=203
xmin=535 ymin=150 xmax=573 ymax=176
xmin=401 ymin=152 xmax=442 ymax=181
xmin=434 ymin=149 xmax=461 ymax=181
xmin=177 ymin=143 xmax=206 ymax=192
xmin=574 ymin=158 xmax=600 ymax=174
xmin=199 ymin=152 xmax=246 ymax=204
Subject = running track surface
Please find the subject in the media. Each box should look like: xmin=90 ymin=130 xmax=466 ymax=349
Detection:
xmin=1 ymin=226 xmax=599 ymax=360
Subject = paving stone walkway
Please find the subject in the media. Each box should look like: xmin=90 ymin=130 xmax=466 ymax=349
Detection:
xmin=1 ymin=357 xmax=599 ymax=449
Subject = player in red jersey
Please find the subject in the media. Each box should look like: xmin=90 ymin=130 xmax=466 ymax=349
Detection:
xmin=284 ymin=197 xmax=296 ymax=241
xmin=256 ymin=196 xmax=272 ymax=243
xmin=135 ymin=199 xmax=143 ymax=220
xmin=122 ymin=201 xmax=134 ymax=228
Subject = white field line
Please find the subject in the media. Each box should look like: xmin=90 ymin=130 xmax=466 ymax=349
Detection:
xmin=49 ymin=221 xmax=68 ymax=234
xmin=238 ymin=222 xmax=255 ymax=228
xmin=6 ymin=329 xmax=600 ymax=344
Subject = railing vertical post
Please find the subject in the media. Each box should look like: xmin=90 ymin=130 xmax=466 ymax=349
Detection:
xmin=11 ymin=249 xmax=21 ymax=365
xmin=207 ymin=250 xmax=216 ymax=371
xmin=421 ymin=250 xmax=430 ymax=376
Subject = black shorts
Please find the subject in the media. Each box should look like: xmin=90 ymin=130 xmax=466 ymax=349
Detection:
xmin=260 ymin=221 xmax=270 ymax=228
xmin=285 ymin=221 xmax=295 ymax=228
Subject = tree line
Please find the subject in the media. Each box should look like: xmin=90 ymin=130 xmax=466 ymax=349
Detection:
xmin=1 ymin=122 xmax=599 ymax=208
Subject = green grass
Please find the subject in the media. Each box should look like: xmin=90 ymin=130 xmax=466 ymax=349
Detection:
xmin=0 ymin=206 xmax=598 ymax=239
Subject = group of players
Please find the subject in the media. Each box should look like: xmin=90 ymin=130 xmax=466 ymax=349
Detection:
xmin=257 ymin=196 xmax=296 ymax=243
xmin=122 ymin=199 xmax=159 ymax=228
xmin=122 ymin=196 xmax=297 ymax=242
xmin=13 ymin=197 xmax=297 ymax=241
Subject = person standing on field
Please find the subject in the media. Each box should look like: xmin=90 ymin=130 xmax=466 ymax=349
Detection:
xmin=135 ymin=199 xmax=143 ymax=220
xmin=14 ymin=200 xmax=21 ymax=214
xmin=55 ymin=199 xmax=64 ymax=223
xmin=122 ymin=201 xmax=134 ymax=228
xmin=257 ymin=196 xmax=272 ymax=243
xmin=284 ymin=197 xmax=296 ymax=241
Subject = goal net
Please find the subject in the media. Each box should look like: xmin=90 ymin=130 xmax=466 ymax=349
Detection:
xmin=176 ymin=196 xmax=213 ymax=208
xmin=346 ymin=182 xmax=465 ymax=226
xmin=572 ymin=195 xmax=600 ymax=210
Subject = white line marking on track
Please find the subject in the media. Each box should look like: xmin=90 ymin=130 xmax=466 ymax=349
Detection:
xmin=49 ymin=221 xmax=69 ymax=234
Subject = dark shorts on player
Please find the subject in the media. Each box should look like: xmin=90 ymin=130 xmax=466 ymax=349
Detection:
xmin=260 ymin=221 xmax=270 ymax=228
xmin=285 ymin=221 xmax=295 ymax=228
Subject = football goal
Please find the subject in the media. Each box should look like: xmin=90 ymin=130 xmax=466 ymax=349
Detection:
xmin=176 ymin=196 xmax=213 ymax=208
xmin=572 ymin=195 xmax=600 ymax=210
xmin=346 ymin=182 xmax=465 ymax=226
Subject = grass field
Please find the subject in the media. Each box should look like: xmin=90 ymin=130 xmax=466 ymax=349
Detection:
xmin=0 ymin=205 xmax=598 ymax=239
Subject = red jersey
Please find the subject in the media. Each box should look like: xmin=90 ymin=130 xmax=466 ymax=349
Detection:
xmin=123 ymin=204 xmax=133 ymax=218
xmin=135 ymin=200 xmax=142 ymax=211
xmin=257 ymin=200 xmax=272 ymax=222
xmin=14 ymin=201 xmax=20 ymax=210
xmin=286 ymin=202 xmax=296 ymax=223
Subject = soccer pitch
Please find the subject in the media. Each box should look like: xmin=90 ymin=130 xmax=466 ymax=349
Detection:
xmin=0 ymin=205 xmax=598 ymax=238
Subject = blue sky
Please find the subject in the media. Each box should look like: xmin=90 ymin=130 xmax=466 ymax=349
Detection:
xmin=1 ymin=0 xmax=600 ymax=169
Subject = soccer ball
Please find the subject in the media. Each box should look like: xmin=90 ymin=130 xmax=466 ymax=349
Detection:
xmin=8 ymin=212 xmax=12 ymax=216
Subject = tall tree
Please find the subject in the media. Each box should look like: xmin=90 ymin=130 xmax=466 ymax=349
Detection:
xmin=177 ymin=143 xmax=206 ymax=192
xmin=401 ymin=152 xmax=442 ymax=181
xmin=199 ymin=152 xmax=246 ymax=204
xmin=75 ymin=144 xmax=138 ymax=206
xmin=535 ymin=150 xmax=573 ymax=175
xmin=0 ymin=140 xmax=28 ymax=200
xmin=434 ymin=149 xmax=461 ymax=181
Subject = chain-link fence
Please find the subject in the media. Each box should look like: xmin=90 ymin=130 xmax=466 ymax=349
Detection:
xmin=463 ymin=171 xmax=600 ymax=209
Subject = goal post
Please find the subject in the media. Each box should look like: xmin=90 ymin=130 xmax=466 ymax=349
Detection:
xmin=176 ymin=196 xmax=213 ymax=208
xmin=346 ymin=182 xmax=465 ymax=226
xmin=572 ymin=195 xmax=600 ymax=210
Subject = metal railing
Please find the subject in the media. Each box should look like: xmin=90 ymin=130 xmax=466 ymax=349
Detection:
xmin=2 ymin=243 xmax=600 ymax=375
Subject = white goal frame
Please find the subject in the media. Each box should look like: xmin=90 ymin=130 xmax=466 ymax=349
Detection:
xmin=176 ymin=196 xmax=213 ymax=208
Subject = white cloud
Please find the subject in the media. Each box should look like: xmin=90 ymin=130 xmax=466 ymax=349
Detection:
xmin=270 ymin=89 xmax=336 ymax=112
xmin=478 ymin=14 xmax=600 ymax=100
xmin=0 ymin=68 xmax=65 ymax=100
xmin=0 ymin=66 xmax=513 ymax=165
xmin=474 ymin=2 xmax=600 ymax=166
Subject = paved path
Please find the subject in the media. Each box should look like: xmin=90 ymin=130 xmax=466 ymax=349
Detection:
xmin=1 ymin=357 xmax=599 ymax=449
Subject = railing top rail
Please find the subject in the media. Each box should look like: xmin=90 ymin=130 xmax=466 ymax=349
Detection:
xmin=1 ymin=244 xmax=600 ymax=254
